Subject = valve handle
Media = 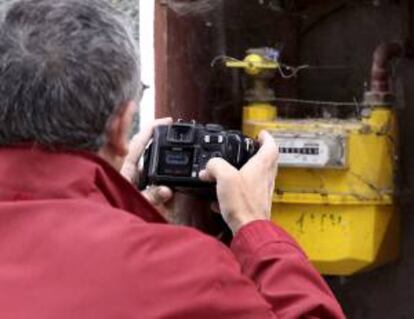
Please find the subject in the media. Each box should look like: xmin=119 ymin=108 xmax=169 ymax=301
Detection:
xmin=225 ymin=53 xmax=279 ymax=76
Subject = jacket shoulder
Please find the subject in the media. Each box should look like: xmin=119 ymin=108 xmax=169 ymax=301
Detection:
xmin=40 ymin=201 xmax=271 ymax=318
xmin=66 ymin=200 xmax=232 ymax=275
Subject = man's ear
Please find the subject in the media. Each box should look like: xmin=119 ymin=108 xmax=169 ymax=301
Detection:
xmin=104 ymin=101 xmax=136 ymax=158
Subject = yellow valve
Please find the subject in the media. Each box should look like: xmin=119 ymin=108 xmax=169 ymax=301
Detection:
xmin=226 ymin=53 xmax=280 ymax=76
xmin=243 ymin=103 xmax=277 ymax=121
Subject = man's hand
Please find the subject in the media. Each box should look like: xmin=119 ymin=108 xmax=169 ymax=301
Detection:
xmin=121 ymin=117 xmax=172 ymax=183
xmin=121 ymin=118 xmax=174 ymax=212
xmin=199 ymin=131 xmax=278 ymax=234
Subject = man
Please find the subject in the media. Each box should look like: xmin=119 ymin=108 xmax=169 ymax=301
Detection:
xmin=0 ymin=0 xmax=345 ymax=318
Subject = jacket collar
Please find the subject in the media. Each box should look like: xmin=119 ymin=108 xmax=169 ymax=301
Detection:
xmin=0 ymin=145 xmax=166 ymax=224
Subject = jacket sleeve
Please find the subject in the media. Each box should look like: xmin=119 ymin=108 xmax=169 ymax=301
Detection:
xmin=206 ymin=220 xmax=346 ymax=319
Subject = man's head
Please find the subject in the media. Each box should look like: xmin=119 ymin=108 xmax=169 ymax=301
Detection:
xmin=0 ymin=0 xmax=141 ymax=167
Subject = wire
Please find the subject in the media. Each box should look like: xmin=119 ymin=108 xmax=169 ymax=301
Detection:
xmin=272 ymin=97 xmax=367 ymax=107
xmin=279 ymin=64 xmax=311 ymax=78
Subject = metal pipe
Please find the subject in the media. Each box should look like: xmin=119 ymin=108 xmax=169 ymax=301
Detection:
xmin=365 ymin=43 xmax=403 ymax=105
xmin=370 ymin=43 xmax=403 ymax=93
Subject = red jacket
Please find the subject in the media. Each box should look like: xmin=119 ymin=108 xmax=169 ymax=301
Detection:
xmin=0 ymin=147 xmax=345 ymax=319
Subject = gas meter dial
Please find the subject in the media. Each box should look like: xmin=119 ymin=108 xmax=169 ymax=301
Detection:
xmin=271 ymin=132 xmax=348 ymax=169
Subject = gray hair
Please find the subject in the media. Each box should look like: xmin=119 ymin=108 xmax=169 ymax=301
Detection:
xmin=0 ymin=0 xmax=140 ymax=151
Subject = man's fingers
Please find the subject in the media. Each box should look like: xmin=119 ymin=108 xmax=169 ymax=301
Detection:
xmin=121 ymin=117 xmax=172 ymax=182
xmin=142 ymin=186 xmax=174 ymax=206
xmin=199 ymin=158 xmax=237 ymax=182
xmin=127 ymin=117 xmax=173 ymax=162
xmin=249 ymin=130 xmax=279 ymax=170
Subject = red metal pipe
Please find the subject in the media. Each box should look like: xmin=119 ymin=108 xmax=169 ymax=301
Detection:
xmin=370 ymin=43 xmax=403 ymax=94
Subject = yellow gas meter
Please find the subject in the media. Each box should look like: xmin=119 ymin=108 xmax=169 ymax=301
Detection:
xmin=226 ymin=46 xmax=401 ymax=275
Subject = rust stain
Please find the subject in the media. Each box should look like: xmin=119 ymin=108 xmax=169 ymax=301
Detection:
xmin=295 ymin=212 xmax=345 ymax=235
xmin=296 ymin=213 xmax=306 ymax=234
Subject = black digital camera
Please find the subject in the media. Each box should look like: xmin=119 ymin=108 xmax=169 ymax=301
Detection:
xmin=140 ymin=121 xmax=259 ymax=190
